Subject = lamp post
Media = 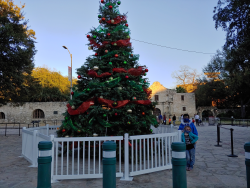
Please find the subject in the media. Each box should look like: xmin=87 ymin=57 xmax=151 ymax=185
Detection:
xmin=62 ymin=46 xmax=72 ymax=100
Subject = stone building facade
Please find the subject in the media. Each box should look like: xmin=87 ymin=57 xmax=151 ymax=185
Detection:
xmin=149 ymin=82 xmax=196 ymax=120
xmin=0 ymin=102 xmax=67 ymax=123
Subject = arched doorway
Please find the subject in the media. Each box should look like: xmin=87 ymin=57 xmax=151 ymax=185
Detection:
xmin=0 ymin=112 xmax=5 ymax=119
xmin=202 ymin=110 xmax=213 ymax=118
xmin=33 ymin=109 xmax=45 ymax=119
xmin=153 ymin=108 xmax=161 ymax=117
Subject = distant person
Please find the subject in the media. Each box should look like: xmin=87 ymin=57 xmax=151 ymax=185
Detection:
xmin=169 ymin=117 xmax=171 ymax=125
xmin=195 ymin=113 xmax=200 ymax=126
xmin=172 ymin=114 xmax=176 ymax=126
xmin=181 ymin=114 xmax=184 ymax=120
xmin=192 ymin=118 xmax=195 ymax=123
xmin=163 ymin=115 xmax=166 ymax=125
xmin=159 ymin=114 xmax=163 ymax=124
xmin=182 ymin=125 xmax=198 ymax=171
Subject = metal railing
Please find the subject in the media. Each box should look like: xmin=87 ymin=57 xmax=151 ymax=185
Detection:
xmin=219 ymin=117 xmax=250 ymax=127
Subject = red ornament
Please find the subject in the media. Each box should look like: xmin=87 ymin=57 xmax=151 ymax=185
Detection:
xmin=107 ymin=33 xmax=111 ymax=36
xmin=105 ymin=50 xmax=108 ymax=53
xmin=87 ymin=35 xmax=90 ymax=38
xmin=95 ymin=53 xmax=98 ymax=56
xmin=114 ymin=54 xmax=119 ymax=58
xmin=102 ymin=17 xmax=106 ymax=21
xmin=77 ymin=75 xmax=81 ymax=79
xmin=145 ymin=69 xmax=148 ymax=72
xmin=62 ymin=129 xmax=66 ymax=132
xmin=71 ymin=91 xmax=74 ymax=95
xmin=130 ymin=54 xmax=133 ymax=57
xmin=142 ymin=112 xmax=145 ymax=115
xmin=115 ymin=113 xmax=118 ymax=116
xmin=125 ymin=76 xmax=129 ymax=79
xmin=101 ymin=0 xmax=104 ymax=3
xmin=125 ymin=24 xmax=129 ymax=27
xmin=109 ymin=5 xmax=113 ymax=9
xmin=144 ymin=80 xmax=146 ymax=83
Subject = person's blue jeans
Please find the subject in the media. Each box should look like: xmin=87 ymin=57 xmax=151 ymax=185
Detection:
xmin=186 ymin=148 xmax=195 ymax=169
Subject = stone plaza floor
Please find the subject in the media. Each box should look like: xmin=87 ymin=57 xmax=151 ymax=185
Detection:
xmin=0 ymin=124 xmax=249 ymax=188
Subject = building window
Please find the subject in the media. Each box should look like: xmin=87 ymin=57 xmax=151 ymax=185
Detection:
xmin=183 ymin=107 xmax=186 ymax=111
xmin=33 ymin=109 xmax=45 ymax=119
xmin=53 ymin=111 xmax=58 ymax=115
xmin=155 ymin=95 xmax=159 ymax=101
xmin=181 ymin=95 xmax=184 ymax=101
xmin=0 ymin=112 xmax=5 ymax=119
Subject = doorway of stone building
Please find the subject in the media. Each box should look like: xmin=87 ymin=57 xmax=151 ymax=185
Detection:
xmin=153 ymin=108 xmax=161 ymax=118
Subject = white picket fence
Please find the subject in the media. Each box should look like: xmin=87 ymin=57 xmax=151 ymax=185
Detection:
xmin=21 ymin=125 xmax=182 ymax=183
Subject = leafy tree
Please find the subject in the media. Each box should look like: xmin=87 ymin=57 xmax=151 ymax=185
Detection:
xmin=176 ymin=86 xmax=187 ymax=93
xmin=57 ymin=0 xmax=157 ymax=138
xmin=0 ymin=0 xmax=36 ymax=105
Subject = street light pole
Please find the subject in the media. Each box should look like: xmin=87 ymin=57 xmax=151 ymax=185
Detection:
xmin=62 ymin=46 xmax=72 ymax=100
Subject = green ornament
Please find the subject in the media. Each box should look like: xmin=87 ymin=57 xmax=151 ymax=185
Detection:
xmin=150 ymin=129 xmax=153 ymax=133
xmin=65 ymin=117 xmax=68 ymax=120
xmin=93 ymin=35 xmax=97 ymax=39
xmin=123 ymin=61 xmax=127 ymax=64
xmin=127 ymin=121 xmax=131 ymax=125
xmin=109 ymin=62 xmax=112 ymax=65
xmin=113 ymin=102 xmax=118 ymax=106
xmin=127 ymin=35 xmax=130 ymax=39
xmin=87 ymin=88 xmax=90 ymax=91
xmin=98 ymin=15 xmax=102 ymax=18
xmin=117 ymin=1 xmax=121 ymax=5
xmin=144 ymin=73 xmax=147 ymax=76
xmin=103 ymin=114 xmax=107 ymax=117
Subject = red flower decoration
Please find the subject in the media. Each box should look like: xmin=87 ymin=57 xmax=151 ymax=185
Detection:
xmin=77 ymin=75 xmax=81 ymax=79
xmin=87 ymin=35 xmax=90 ymax=38
xmin=114 ymin=54 xmax=119 ymax=58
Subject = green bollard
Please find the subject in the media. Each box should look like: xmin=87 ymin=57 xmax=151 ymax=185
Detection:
xmin=37 ymin=141 xmax=52 ymax=188
xmin=102 ymin=141 xmax=116 ymax=188
xmin=171 ymin=142 xmax=187 ymax=188
xmin=244 ymin=142 xmax=250 ymax=188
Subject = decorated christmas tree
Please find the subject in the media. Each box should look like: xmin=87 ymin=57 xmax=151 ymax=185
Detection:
xmin=57 ymin=0 xmax=158 ymax=138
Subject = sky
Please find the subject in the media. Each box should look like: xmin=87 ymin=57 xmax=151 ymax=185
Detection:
xmin=19 ymin=0 xmax=226 ymax=89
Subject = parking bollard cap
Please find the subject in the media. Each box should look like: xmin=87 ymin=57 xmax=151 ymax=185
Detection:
xmin=171 ymin=142 xmax=186 ymax=152
xmin=38 ymin=141 xmax=52 ymax=151
xmin=244 ymin=142 xmax=250 ymax=152
xmin=102 ymin=141 xmax=116 ymax=151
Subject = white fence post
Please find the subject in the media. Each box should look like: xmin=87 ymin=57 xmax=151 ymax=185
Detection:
xmin=21 ymin=127 xmax=26 ymax=156
xmin=46 ymin=124 xmax=49 ymax=136
xmin=50 ymin=134 xmax=58 ymax=183
xmin=120 ymin=133 xmax=133 ymax=181
xmin=29 ymin=130 xmax=38 ymax=167
xmin=178 ymin=130 xmax=182 ymax=142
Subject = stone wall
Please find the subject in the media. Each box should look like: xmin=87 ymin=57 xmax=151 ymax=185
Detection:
xmin=149 ymin=81 xmax=196 ymax=120
xmin=0 ymin=102 xmax=67 ymax=123
xmin=172 ymin=93 xmax=196 ymax=119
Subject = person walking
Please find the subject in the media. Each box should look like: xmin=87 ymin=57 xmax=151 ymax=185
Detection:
xmin=163 ymin=115 xmax=166 ymax=125
xmin=181 ymin=125 xmax=198 ymax=171
xmin=195 ymin=113 xmax=200 ymax=126
xmin=172 ymin=114 xmax=176 ymax=126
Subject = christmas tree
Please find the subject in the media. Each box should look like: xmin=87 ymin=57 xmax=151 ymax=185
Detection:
xmin=57 ymin=0 xmax=158 ymax=138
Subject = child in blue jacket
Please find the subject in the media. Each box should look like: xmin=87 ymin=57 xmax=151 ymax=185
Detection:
xmin=181 ymin=125 xmax=199 ymax=171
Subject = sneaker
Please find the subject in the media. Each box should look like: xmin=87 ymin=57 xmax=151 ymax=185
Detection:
xmin=186 ymin=167 xmax=189 ymax=171
xmin=187 ymin=167 xmax=190 ymax=171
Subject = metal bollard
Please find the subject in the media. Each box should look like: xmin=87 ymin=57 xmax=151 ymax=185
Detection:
xmin=227 ymin=128 xmax=238 ymax=157
xmin=244 ymin=142 xmax=250 ymax=188
xmin=102 ymin=141 xmax=116 ymax=188
xmin=171 ymin=142 xmax=187 ymax=188
xmin=215 ymin=124 xmax=222 ymax=147
xmin=37 ymin=141 xmax=52 ymax=188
